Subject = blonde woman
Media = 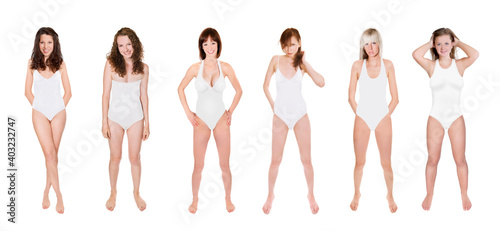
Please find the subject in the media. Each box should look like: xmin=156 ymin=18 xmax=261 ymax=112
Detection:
xmin=348 ymin=28 xmax=398 ymax=213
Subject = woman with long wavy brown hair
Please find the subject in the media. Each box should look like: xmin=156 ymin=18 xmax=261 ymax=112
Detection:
xmin=24 ymin=27 xmax=72 ymax=214
xmin=102 ymin=27 xmax=150 ymax=211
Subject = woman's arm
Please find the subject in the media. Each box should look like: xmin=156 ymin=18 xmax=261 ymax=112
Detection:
xmin=263 ymin=56 xmax=278 ymax=111
xmin=140 ymin=64 xmax=150 ymax=140
xmin=221 ymin=61 xmax=243 ymax=126
xmin=24 ymin=59 xmax=34 ymax=105
xmin=412 ymin=39 xmax=434 ymax=77
xmin=177 ymin=63 xmax=199 ymax=127
xmin=385 ymin=59 xmax=399 ymax=115
xmin=348 ymin=60 xmax=362 ymax=114
xmin=301 ymin=52 xmax=325 ymax=87
xmin=59 ymin=61 xmax=72 ymax=106
xmin=102 ymin=60 xmax=113 ymax=139
xmin=455 ymin=39 xmax=479 ymax=76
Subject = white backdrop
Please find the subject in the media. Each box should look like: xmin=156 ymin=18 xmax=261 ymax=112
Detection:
xmin=1 ymin=0 xmax=499 ymax=230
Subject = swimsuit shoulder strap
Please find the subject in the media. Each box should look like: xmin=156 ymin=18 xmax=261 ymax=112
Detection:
xmin=197 ymin=60 xmax=204 ymax=78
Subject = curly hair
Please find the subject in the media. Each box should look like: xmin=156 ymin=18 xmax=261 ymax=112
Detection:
xmin=30 ymin=27 xmax=63 ymax=73
xmin=431 ymin=28 xmax=459 ymax=60
xmin=280 ymin=28 xmax=303 ymax=68
xmin=107 ymin=27 xmax=144 ymax=77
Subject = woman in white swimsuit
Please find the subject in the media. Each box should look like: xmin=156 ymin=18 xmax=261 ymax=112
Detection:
xmin=348 ymin=28 xmax=399 ymax=213
xmin=24 ymin=27 xmax=72 ymax=214
xmin=102 ymin=27 xmax=150 ymax=211
xmin=262 ymin=28 xmax=325 ymax=214
xmin=178 ymin=28 xmax=243 ymax=214
xmin=413 ymin=28 xmax=479 ymax=211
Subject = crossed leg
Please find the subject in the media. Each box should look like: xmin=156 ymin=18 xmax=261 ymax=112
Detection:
xmin=33 ymin=109 xmax=66 ymax=214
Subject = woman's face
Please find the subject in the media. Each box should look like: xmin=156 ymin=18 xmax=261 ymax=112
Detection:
xmin=117 ymin=35 xmax=134 ymax=59
xmin=202 ymin=36 xmax=218 ymax=58
xmin=434 ymin=34 xmax=453 ymax=58
xmin=282 ymin=36 xmax=300 ymax=58
xmin=39 ymin=34 xmax=54 ymax=58
xmin=363 ymin=40 xmax=379 ymax=57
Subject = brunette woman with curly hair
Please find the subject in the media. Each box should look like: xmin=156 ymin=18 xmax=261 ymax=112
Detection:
xmin=102 ymin=27 xmax=150 ymax=211
xmin=24 ymin=27 xmax=72 ymax=214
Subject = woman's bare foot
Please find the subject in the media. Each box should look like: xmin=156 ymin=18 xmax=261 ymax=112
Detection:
xmin=307 ymin=194 xmax=319 ymax=214
xmin=387 ymin=195 xmax=398 ymax=213
xmin=188 ymin=199 xmax=198 ymax=214
xmin=106 ymin=193 xmax=117 ymax=211
xmin=226 ymin=198 xmax=235 ymax=213
xmin=422 ymin=194 xmax=433 ymax=211
xmin=461 ymin=193 xmax=472 ymax=211
xmin=42 ymin=190 xmax=50 ymax=209
xmin=134 ymin=193 xmax=147 ymax=211
xmin=55 ymin=197 xmax=64 ymax=214
xmin=350 ymin=193 xmax=361 ymax=211
xmin=262 ymin=194 xmax=274 ymax=214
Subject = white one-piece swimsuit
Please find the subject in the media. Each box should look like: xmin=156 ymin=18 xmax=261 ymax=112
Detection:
xmin=429 ymin=59 xmax=463 ymax=129
xmin=32 ymin=70 xmax=65 ymax=121
xmin=195 ymin=60 xmax=226 ymax=130
xmin=356 ymin=59 xmax=389 ymax=131
xmin=274 ymin=56 xmax=307 ymax=130
xmin=108 ymin=79 xmax=144 ymax=130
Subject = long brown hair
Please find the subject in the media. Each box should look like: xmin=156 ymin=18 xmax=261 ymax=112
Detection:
xmin=30 ymin=27 xmax=63 ymax=73
xmin=198 ymin=28 xmax=222 ymax=60
xmin=107 ymin=27 xmax=144 ymax=77
xmin=431 ymin=28 xmax=458 ymax=60
xmin=280 ymin=28 xmax=303 ymax=68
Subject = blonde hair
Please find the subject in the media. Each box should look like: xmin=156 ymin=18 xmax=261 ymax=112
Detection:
xmin=359 ymin=28 xmax=383 ymax=60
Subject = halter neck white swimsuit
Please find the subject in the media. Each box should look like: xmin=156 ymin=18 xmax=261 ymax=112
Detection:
xmin=429 ymin=59 xmax=463 ymax=129
xmin=32 ymin=70 xmax=65 ymax=121
xmin=195 ymin=60 xmax=226 ymax=130
xmin=274 ymin=56 xmax=307 ymax=129
xmin=356 ymin=59 xmax=389 ymax=131
xmin=108 ymin=79 xmax=144 ymax=130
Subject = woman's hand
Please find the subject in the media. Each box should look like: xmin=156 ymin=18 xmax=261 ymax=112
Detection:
xmin=226 ymin=110 xmax=232 ymax=126
xmin=143 ymin=122 xmax=150 ymax=141
xmin=102 ymin=123 xmax=110 ymax=139
xmin=187 ymin=111 xmax=199 ymax=127
xmin=453 ymin=37 xmax=461 ymax=47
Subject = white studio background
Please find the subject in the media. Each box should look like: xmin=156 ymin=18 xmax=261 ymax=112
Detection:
xmin=1 ymin=0 xmax=499 ymax=230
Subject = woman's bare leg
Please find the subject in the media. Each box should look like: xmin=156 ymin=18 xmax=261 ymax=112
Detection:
xmin=351 ymin=115 xmax=370 ymax=211
xmin=189 ymin=118 xmax=211 ymax=214
xmin=422 ymin=116 xmax=445 ymax=211
xmin=294 ymin=114 xmax=319 ymax=214
xmin=127 ymin=119 xmax=146 ymax=211
xmin=262 ymin=115 xmax=288 ymax=214
xmin=33 ymin=109 xmax=66 ymax=214
xmin=213 ymin=112 xmax=235 ymax=213
xmin=374 ymin=115 xmax=397 ymax=213
xmin=106 ymin=119 xmax=124 ymax=211
xmin=448 ymin=116 xmax=471 ymax=211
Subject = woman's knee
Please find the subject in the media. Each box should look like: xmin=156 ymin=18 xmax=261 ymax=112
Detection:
xmin=129 ymin=153 xmax=141 ymax=166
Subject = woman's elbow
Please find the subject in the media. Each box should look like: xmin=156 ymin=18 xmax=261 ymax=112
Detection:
xmin=472 ymin=51 xmax=480 ymax=61
xmin=318 ymin=80 xmax=325 ymax=88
